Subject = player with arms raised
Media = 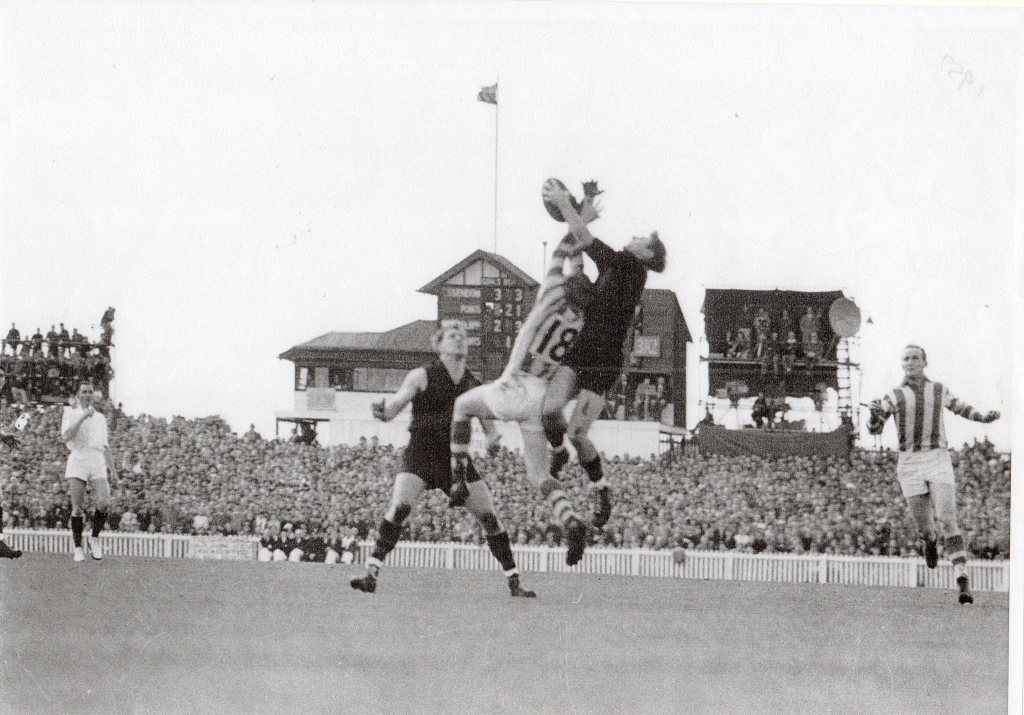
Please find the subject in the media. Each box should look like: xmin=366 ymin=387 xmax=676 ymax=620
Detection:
xmin=350 ymin=324 xmax=536 ymax=598
xmin=867 ymin=344 xmax=1000 ymax=604
xmin=449 ymin=180 xmax=598 ymax=567
xmin=539 ymin=183 xmax=667 ymax=529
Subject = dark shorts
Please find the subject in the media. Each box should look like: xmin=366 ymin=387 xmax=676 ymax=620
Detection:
xmin=399 ymin=442 xmax=481 ymax=496
xmin=564 ymin=342 xmax=624 ymax=395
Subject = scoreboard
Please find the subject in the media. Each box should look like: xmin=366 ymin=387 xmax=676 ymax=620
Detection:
xmin=438 ymin=282 xmax=535 ymax=380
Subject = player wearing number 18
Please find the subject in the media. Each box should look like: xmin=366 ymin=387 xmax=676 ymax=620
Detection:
xmin=540 ymin=182 xmax=666 ymax=529
xmin=449 ymin=180 xmax=599 ymax=566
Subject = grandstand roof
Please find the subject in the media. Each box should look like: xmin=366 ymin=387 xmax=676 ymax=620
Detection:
xmin=278 ymin=319 xmax=437 ymax=361
xmin=417 ymin=250 xmax=539 ymax=295
xmin=643 ymin=288 xmax=692 ymax=343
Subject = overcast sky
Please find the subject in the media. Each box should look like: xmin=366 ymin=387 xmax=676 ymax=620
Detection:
xmin=0 ymin=1 xmax=1019 ymax=451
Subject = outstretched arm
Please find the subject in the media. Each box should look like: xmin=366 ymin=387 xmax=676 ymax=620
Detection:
xmin=371 ymin=368 xmax=428 ymax=422
xmin=944 ymin=387 xmax=1000 ymax=423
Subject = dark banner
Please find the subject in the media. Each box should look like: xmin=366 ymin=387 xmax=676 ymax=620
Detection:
xmin=696 ymin=424 xmax=851 ymax=459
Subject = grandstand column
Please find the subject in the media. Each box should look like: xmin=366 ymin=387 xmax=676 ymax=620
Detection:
xmin=445 ymin=543 xmax=455 ymax=570
xmin=724 ymin=551 xmax=734 ymax=580
xmin=818 ymin=556 xmax=828 ymax=584
xmin=630 ymin=549 xmax=641 ymax=576
xmin=904 ymin=559 xmax=916 ymax=588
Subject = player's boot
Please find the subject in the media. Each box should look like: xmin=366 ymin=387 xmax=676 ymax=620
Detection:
xmin=957 ymin=574 xmax=974 ymax=605
xmin=350 ymin=572 xmax=377 ymax=593
xmin=549 ymin=446 xmax=569 ymax=479
xmin=88 ymin=536 xmax=104 ymax=560
xmin=922 ymin=537 xmax=938 ymax=569
xmin=565 ymin=517 xmax=588 ymax=567
xmin=508 ymin=574 xmax=537 ymax=598
xmin=73 ymin=547 xmax=86 ymax=562
xmin=590 ymin=485 xmax=612 ymax=529
xmin=0 ymin=540 xmax=22 ymax=559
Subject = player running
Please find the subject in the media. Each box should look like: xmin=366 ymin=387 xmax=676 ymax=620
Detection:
xmin=539 ymin=187 xmax=666 ymax=529
xmin=61 ymin=383 xmax=119 ymax=562
xmin=867 ymin=344 xmax=1000 ymax=604
xmin=350 ymin=324 xmax=536 ymax=598
xmin=449 ymin=181 xmax=598 ymax=567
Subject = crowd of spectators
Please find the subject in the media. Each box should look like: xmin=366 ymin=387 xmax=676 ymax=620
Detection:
xmin=1 ymin=309 xmax=115 ymax=404
xmin=720 ymin=304 xmax=832 ymax=377
xmin=0 ymin=403 xmax=1010 ymax=561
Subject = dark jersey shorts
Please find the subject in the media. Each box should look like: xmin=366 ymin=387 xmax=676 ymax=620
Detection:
xmin=563 ymin=344 xmax=623 ymax=395
xmin=399 ymin=436 xmax=481 ymax=496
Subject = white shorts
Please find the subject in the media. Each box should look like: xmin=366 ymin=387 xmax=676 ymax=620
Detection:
xmin=482 ymin=372 xmax=547 ymax=430
xmin=896 ymin=449 xmax=955 ymax=498
xmin=65 ymin=450 xmax=108 ymax=482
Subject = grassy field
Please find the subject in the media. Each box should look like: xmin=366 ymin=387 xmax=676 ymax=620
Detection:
xmin=0 ymin=554 xmax=1008 ymax=714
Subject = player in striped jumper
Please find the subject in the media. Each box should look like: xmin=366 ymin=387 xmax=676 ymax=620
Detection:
xmin=449 ymin=182 xmax=597 ymax=566
xmin=867 ymin=344 xmax=1000 ymax=604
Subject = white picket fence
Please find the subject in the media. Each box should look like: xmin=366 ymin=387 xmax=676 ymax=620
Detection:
xmin=4 ymin=528 xmax=1008 ymax=592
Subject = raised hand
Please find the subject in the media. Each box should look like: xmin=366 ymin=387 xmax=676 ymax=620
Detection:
xmin=371 ymin=399 xmax=388 ymax=422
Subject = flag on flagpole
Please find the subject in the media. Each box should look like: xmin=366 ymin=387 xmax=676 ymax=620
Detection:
xmin=477 ymin=83 xmax=497 ymax=105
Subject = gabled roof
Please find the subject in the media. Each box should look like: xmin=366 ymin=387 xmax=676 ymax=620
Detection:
xmin=418 ymin=250 xmax=539 ymax=295
xmin=642 ymin=288 xmax=692 ymax=343
xmin=279 ymin=320 xmax=436 ymax=361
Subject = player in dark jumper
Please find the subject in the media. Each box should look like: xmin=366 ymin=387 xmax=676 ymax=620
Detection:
xmin=541 ymin=187 xmax=666 ymax=529
xmin=350 ymin=324 xmax=536 ymax=598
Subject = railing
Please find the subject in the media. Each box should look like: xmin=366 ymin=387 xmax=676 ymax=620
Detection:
xmin=4 ymin=529 xmax=1007 ymax=592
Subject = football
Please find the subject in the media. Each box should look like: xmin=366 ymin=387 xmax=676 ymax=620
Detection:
xmin=542 ymin=178 xmax=580 ymax=222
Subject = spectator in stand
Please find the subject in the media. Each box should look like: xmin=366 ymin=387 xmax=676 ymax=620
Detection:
xmin=760 ymin=332 xmax=780 ymax=377
xmin=633 ymin=378 xmax=658 ymax=420
xmin=57 ymin=323 xmax=70 ymax=358
xmin=46 ymin=326 xmax=59 ymax=358
xmin=803 ymin=332 xmax=822 ymax=372
xmin=753 ymin=305 xmax=770 ymax=337
xmin=0 ymin=370 xmax=13 ymax=409
xmin=29 ymin=329 xmax=44 ymax=358
xmin=3 ymin=323 xmax=19 ymax=357
xmin=782 ymin=330 xmax=798 ymax=374
xmin=776 ymin=309 xmax=794 ymax=345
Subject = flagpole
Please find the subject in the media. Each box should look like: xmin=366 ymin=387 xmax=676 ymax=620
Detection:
xmin=493 ymin=76 xmax=499 ymax=253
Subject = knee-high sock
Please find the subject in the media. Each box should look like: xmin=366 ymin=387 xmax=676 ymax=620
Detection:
xmin=71 ymin=515 xmax=84 ymax=548
xmin=539 ymin=477 xmax=579 ymax=525
xmin=543 ymin=412 xmax=567 ymax=450
xmin=945 ymin=533 xmax=968 ymax=577
xmin=486 ymin=531 xmax=518 ymax=575
xmin=91 ymin=510 xmax=107 ymax=538
xmin=370 ymin=518 xmax=403 ymax=565
xmin=582 ymin=455 xmax=604 ymax=485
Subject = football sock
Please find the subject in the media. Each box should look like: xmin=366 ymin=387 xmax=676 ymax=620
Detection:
xmin=582 ymin=455 xmax=603 ymax=484
xmin=542 ymin=413 xmax=567 ymax=449
xmin=945 ymin=534 xmax=967 ymax=563
xmin=71 ymin=515 xmax=84 ymax=548
xmin=91 ymin=510 xmax=107 ymax=538
xmin=371 ymin=519 xmax=402 ymax=563
xmin=539 ymin=477 xmax=579 ymax=526
xmin=486 ymin=531 xmax=518 ymax=573
xmin=945 ymin=534 xmax=968 ymax=578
